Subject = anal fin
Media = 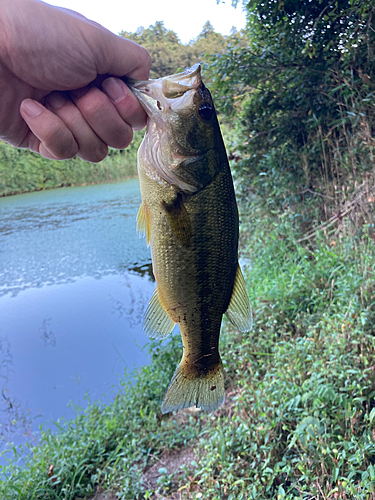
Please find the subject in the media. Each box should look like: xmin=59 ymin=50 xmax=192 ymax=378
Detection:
xmin=143 ymin=287 xmax=175 ymax=339
xmin=225 ymin=263 xmax=253 ymax=332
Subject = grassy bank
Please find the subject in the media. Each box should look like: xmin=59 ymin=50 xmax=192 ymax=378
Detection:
xmin=0 ymin=132 xmax=143 ymax=197
xmin=1 ymin=206 xmax=374 ymax=499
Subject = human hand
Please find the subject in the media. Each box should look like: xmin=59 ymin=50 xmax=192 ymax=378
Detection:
xmin=0 ymin=0 xmax=151 ymax=161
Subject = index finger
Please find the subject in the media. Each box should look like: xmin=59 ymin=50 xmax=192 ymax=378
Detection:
xmin=101 ymin=77 xmax=147 ymax=130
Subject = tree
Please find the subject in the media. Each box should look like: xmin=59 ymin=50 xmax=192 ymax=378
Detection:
xmin=120 ymin=22 xmax=184 ymax=78
xmin=121 ymin=21 xmax=228 ymax=79
xmin=197 ymin=21 xmax=215 ymax=39
xmin=211 ymin=0 xmax=375 ymax=219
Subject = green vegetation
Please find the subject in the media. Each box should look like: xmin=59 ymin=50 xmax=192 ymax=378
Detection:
xmin=120 ymin=20 xmax=235 ymax=80
xmin=0 ymin=134 xmax=142 ymax=197
xmin=1 ymin=1 xmax=375 ymax=498
xmin=211 ymin=0 xmax=375 ymax=225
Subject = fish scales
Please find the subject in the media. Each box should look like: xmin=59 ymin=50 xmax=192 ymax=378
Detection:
xmin=129 ymin=64 xmax=252 ymax=413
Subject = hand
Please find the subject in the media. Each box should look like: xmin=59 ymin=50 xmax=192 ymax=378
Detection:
xmin=0 ymin=0 xmax=151 ymax=161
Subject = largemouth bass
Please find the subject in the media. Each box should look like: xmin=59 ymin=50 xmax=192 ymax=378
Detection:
xmin=129 ymin=64 xmax=252 ymax=414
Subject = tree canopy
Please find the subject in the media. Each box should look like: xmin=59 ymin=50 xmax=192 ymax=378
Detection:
xmin=120 ymin=20 xmax=229 ymax=79
xmin=211 ymin=0 xmax=375 ymax=223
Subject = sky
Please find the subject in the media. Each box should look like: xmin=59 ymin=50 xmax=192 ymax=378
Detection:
xmin=46 ymin=0 xmax=247 ymax=44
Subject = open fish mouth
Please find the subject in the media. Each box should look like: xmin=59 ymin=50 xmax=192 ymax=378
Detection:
xmin=127 ymin=63 xmax=202 ymax=93
xmin=125 ymin=64 xmax=203 ymax=121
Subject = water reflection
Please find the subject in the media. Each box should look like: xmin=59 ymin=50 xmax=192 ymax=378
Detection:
xmin=127 ymin=262 xmax=155 ymax=280
xmin=109 ymin=269 xmax=154 ymax=328
xmin=0 ymin=338 xmax=34 ymax=447
xmin=39 ymin=318 xmax=56 ymax=348
xmin=0 ymin=180 xmax=155 ymax=460
xmin=0 ymin=180 xmax=151 ymax=297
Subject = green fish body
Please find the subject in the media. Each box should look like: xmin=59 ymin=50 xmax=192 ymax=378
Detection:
xmin=130 ymin=65 xmax=252 ymax=413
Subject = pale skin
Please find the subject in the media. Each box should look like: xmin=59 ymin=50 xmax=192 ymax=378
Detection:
xmin=0 ymin=0 xmax=151 ymax=162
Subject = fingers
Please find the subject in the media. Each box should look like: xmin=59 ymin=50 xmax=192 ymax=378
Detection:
xmin=46 ymin=92 xmax=108 ymax=162
xmin=70 ymin=83 xmax=135 ymax=150
xmin=19 ymin=78 xmax=146 ymax=162
xmin=20 ymin=99 xmax=78 ymax=160
xmin=101 ymin=77 xmax=147 ymax=131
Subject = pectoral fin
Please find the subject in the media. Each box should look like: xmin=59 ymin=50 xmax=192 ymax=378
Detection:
xmin=137 ymin=202 xmax=151 ymax=247
xmin=143 ymin=287 xmax=175 ymax=339
xmin=225 ymin=264 xmax=253 ymax=333
xmin=162 ymin=196 xmax=191 ymax=247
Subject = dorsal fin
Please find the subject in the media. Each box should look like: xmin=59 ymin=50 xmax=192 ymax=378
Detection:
xmin=225 ymin=264 xmax=253 ymax=332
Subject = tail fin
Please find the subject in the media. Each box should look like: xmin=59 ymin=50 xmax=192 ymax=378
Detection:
xmin=161 ymin=359 xmax=224 ymax=414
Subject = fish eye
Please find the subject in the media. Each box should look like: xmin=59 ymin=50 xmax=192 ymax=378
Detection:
xmin=198 ymin=103 xmax=214 ymax=121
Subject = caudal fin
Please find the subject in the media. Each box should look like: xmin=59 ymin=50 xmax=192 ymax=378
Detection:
xmin=161 ymin=359 xmax=224 ymax=414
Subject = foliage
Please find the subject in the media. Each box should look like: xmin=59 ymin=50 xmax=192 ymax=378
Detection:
xmin=212 ymin=0 xmax=375 ymax=227
xmin=192 ymin=211 xmax=375 ymax=499
xmin=0 ymin=133 xmax=142 ymax=197
xmin=120 ymin=20 xmax=237 ymax=80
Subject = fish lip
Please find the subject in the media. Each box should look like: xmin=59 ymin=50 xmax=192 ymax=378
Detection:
xmin=125 ymin=64 xmax=203 ymax=119
xmin=123 ymin=63 xmax=202 ymax=126
xmin=127 ymin=64 xmax=202 ymax=91
xmin=128 ymin=87 xmax=161 ymax=119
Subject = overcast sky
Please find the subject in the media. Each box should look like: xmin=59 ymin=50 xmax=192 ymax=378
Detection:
xmin=46 ymin=0 xmax=247 ymax=44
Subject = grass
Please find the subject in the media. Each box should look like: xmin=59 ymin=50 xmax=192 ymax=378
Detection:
xmin=1 ymin=209 xmax=375 ymax=499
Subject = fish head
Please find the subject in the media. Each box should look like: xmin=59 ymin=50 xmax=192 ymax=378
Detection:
xmin=129 ymin=65 xmax=221 ymax=193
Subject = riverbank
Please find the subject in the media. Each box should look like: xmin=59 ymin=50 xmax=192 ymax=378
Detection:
xmin=0 ymin=133 xmax=143 ymax=197
xmin=1 ymin=206 xmax=374 ymax=499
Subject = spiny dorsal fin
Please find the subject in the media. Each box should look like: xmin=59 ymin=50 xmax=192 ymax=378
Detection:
xmin=143 ymin=287 xmax=175 ymax=339
xmin=225 ymin=264 xmax=253 ymax=332
xmin=137 ymin=202 xmax=151 ymax=247
xmin=162 ymin=196 xmax=191 ymax=247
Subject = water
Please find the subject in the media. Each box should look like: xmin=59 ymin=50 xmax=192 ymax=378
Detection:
xmin=0 ymin=180 xmax=154 ymax=459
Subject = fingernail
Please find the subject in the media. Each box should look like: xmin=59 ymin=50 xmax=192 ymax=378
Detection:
xmin=102 ymin=78 xmax=126 ymax=103
xmin=49 ymin=92 xmax=66 ymax=109
xmin=22 ymin=99 xmax=43 ymax=118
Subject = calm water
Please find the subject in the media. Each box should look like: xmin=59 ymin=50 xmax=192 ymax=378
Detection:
xmin=0 ymin=180 xmax=154 ymax=459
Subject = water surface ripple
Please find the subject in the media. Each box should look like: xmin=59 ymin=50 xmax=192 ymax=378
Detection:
xmin=0 ymin=180 xmax=151 ymax=297
xmin=0 ymin=180 xmax=154 ymax=459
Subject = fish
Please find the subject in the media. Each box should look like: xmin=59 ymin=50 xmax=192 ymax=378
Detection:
xmin=128 ymin=64 xmax=252 ymax=414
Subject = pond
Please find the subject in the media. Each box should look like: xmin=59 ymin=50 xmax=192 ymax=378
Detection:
xmin=0 ymin=179 xmax=154 ymax=460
